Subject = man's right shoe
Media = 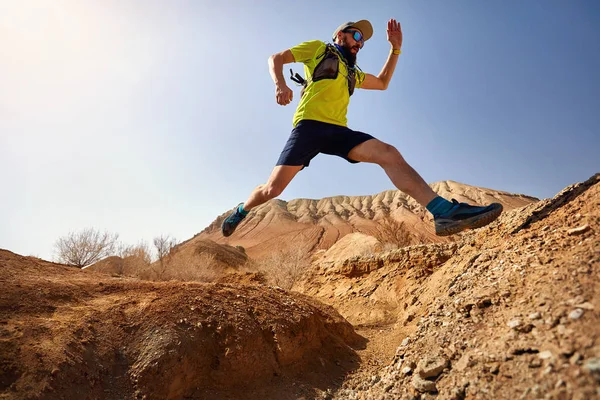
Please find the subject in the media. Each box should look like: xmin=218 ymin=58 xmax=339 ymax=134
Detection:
xmin=434 ymin=199 xmax=503 ymax=236
xmin=221 ymin=203 xmax=247 ymax=237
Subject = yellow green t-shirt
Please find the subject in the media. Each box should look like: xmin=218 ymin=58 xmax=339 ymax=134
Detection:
xmin=289 ymin=40 xmax=365 ymax=127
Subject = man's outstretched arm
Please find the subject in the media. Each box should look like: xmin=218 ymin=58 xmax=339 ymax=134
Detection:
xmin=268 ymin=50 xmax=296 ymax=105
xmin=361 ymin=19 xmax=403 ymax=91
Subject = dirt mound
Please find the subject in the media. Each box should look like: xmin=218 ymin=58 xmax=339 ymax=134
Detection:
xmin=195 ymin=181 xmax=538 ymax=259
xmin=0 ymin=250 xmax=363 ymax=400
xmin=315 ymin=233 xmax=381 ymax=268
xmin=144 ymin=238 xmax=249 ymax=282
xmin=294 ymin=174 xmax=599 ymax=399
xmin=86 ymin=239 xmax=249 ymax=282
xmin=215 ymin=271 xmax=267 ymax=286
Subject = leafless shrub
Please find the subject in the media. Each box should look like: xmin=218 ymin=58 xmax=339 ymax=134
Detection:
xmin=54 ymin=228 xmax=119 ymax=268
xmin=253 ymin=245 xmax=311 ymax=290
xmin=164 ymin=252 xmax=220 ymax=282
xmin=153 ymin=234 xmax=178 ymax=266
xmin=117 ymin=240 xmax=153 ymax=264
xmin=374 ymin=216 xmax=413 ymax=250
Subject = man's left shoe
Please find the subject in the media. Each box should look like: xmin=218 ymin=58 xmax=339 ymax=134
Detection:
xmin=434 ymin=199 xmax=503 ymax=236
xmin=221 ymin=203 xmax=247 ymax=237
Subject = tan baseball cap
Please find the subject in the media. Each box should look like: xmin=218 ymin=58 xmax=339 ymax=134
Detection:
xmin=332 ymin=20 xmax=374 ymax=42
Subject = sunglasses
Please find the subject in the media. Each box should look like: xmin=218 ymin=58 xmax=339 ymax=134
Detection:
xmin=343 ymin=29 xmax=364 ymax=46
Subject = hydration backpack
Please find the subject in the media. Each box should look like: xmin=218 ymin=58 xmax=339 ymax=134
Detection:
xmin=290 ymin=44 xmax=360 ymax=97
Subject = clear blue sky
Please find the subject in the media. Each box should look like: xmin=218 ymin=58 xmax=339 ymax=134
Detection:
xmin=1 ymin=0 xmax=599 ymax=260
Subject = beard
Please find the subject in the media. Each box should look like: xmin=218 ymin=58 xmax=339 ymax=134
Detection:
xmin=339 ymin=38 xmax=359 ymax=67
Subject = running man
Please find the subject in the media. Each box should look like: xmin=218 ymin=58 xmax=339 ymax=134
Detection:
xmin=222 ymin=19 xmax=502 ymax=237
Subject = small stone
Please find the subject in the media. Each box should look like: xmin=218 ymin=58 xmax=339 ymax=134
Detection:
xmin=411 ymin=375 xmax=437 ymax=393
xmin=401 ymin=366 xmax=413 ymax=375
xmin=570 ymin=353 xmax=582 ymax=365
xmin=401 ymin=337 xmax=411 ymax=347
xmin=574 ymin=302 xmax=594 ymax=310
xmin=567 ymin=225 xmax=590 ymax=236
xmin=417 ymin=356 xmax=448 ymax=379
xmin=394 ymin=359 xmax=404 ymax=370
xmin=508 ymin=319 xmax=521 ymax=329
xmin=529 ymin=359 xmax=542 ymax=368
xmin=529 ymin=312 xmax=542 ymax=320
xmin=584 ymin=358 xmax=600 ymax=374
xmin=569 ymin=309 xmax=584 ymax=320
xmin=538 ymin=351 xmax=553 ymax=360
xmin=557 ymin=324 xmax=575 ymax=336
xmin=567 ymin=296 xmax=586 ymax=305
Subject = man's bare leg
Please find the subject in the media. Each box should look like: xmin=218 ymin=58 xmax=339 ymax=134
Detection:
xmin=347 ymin=139 xmax=437 ymax=207
xmin=222 ymin=165 xmax=303 ymax=236
xmin=348 ymin=138 xmax=502 ymax=236
xmin=243 ymin=165 xmax=304 ymax=210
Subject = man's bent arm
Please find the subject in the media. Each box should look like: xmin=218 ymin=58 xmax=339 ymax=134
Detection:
xmin=268 ymin=50 xmax=296 ymax=86
xmin=268 ymin=49 xmax=296 ymax=105
xmin=361 ymin=19 xmax=403 ymax=91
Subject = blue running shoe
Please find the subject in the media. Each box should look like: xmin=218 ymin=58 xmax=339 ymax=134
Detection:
xmin=434 ymin=199 xmax=503 ymax=236
xmin=222 ymin=203 xmax=247 ymax=237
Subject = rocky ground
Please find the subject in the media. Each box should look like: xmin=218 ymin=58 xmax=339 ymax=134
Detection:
xmin=1 ymin=174 xmax=598 ymax=399
xmin=302 ymin=174 xmax=599 ymax=400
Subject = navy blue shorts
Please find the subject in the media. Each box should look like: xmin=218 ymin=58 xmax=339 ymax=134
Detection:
xmin=276 ymin=120 xmax=375 ymax=168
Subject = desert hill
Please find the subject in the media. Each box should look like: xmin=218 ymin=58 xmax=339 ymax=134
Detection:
xmin=1 ymin=175 xmax=598 ymax=399
xmin=193 ymin=180 xmax=538 ymax=259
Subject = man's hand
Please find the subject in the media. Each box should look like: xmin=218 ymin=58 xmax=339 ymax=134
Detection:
xmin=387 ymin=19 xmax=402 ymax=49
xmin=276 ymin=84 xmax=293 ymax=106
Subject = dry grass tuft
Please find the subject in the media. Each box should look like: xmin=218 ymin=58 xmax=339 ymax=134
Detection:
xmin=373 ymin=215 xmax=413 ymax=250
xmin=251 ymin=244 xmax=311 ymax=290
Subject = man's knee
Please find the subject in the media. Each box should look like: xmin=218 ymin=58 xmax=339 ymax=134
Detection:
xmin=378 ymin=144 xmax=406 ymax=166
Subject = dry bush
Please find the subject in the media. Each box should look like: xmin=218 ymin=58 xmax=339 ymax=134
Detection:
xmin=151 ymin=234 xmax=178 ymax=277
xmin=54 ymin=228 xmax=119 ymax=268
xmin=118 ymin=241 xmax=153 ymax=264
xmin=153 ymin=234 xmax=178 ymax=267
xmin=253 ymin=245 xmax=311 ymax=290
xmin=374 ymin=216 xmax=413 ymax=250
xmin=169 ymin=253 xmax=223 ymax=282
